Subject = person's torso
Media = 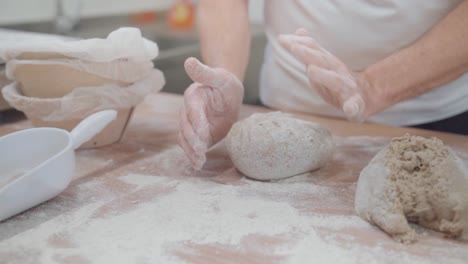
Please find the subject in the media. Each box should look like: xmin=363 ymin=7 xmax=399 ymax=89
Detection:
xmin=260 ymin=0 xmax=468 ymax=126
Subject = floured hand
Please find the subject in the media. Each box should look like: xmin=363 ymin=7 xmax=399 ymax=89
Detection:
xmin=279 ymin=28 xmax=377 ymax=122
xmin=179 ymin=57 xmax=244 ymax=170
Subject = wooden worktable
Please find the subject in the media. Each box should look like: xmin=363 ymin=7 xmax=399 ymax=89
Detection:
xmin=0 ymin=93 xmax=467 ymax=263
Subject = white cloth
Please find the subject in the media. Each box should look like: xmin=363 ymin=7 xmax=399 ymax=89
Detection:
xmin=0 ymin=27 xmax=158 ymax=63
xmin=260 ymin=0 xmax=468 ymax=126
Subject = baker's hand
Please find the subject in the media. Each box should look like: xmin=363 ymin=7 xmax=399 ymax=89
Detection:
xmin=179 ymin=57 xmax=244 ymax=170
xmin=279 ymin=28 xmax=376 ymax=122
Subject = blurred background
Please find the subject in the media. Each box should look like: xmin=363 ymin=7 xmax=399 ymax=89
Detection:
xmin=0 ymin=0 xmax=267 ymax=116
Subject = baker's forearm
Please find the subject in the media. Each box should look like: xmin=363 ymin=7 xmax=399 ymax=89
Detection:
xmin=364 ymin=0 xmax=468 ymax=113
xmin=197 ymin=0 xmax=251 ymax=80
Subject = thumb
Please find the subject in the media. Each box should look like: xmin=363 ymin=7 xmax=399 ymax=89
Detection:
xmin=343 ymin=94 xmax=366 ymax=123
xmin=184 ymin=57 xmax=225 ymax=88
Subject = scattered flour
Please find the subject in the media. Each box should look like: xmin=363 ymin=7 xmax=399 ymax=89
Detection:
xmin=0 ymin=136 xmax=467 ymax=264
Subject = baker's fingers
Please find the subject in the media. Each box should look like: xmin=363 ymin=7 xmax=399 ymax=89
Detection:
xmin=306 ymin=65 xmax=365 ymax=121
xmin=295 ymin=28 xmax=309 ymax=36
xmin=307 ymin=65 xmax=357 ymax=94
xmin=290 ymin=44 xmax=337 ymax=70
xmin=178 ymin=132 xmax=206 ymax=170
xmin=178 ymin=107 xmax=202 ymax=167
xmin=306 ymin=64 xmax=360 ymax=110
xmin=180 ymin=105 xmax=208 ymax=155
xmin=178 ymin=132 xmax=196 ymax=164
xmin=179 ymin=108 xmax=208 ymax=170
xmin=184 ymin=57 xmax=228 ymax=89
xmin=279 ymin=34 xmax=336 ymax=60
xmin=311 ymin=82 xmax=341 ymax=108
xmin=279 ymin=34 xmax=320 ymax=52
xmin=180 ymin=108 xmax=198 ymax=153
xmin=183 ymin=85 xmax=213 ymax=145
xmin=204 ymin=85 xmax=226 ymax=114
xmin=279 ymin=34 xmax=342 ymax=72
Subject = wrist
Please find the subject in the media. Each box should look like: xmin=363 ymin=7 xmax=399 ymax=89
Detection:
xmin=357 ymin=70 xmax=389 ymax=118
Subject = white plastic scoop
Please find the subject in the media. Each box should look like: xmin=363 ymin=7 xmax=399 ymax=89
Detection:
xmin=0 ymin=110 xmax=117 ymax=222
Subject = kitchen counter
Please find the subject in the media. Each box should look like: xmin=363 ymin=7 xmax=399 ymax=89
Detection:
xmin=0 ymin=93 xmax=467 ymax=263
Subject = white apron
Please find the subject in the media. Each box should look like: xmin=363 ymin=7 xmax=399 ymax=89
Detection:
xmin=260 ymin=0 xmax=468 ymax=125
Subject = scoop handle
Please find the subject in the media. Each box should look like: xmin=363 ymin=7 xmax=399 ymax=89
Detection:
xmin=70 ymin=110 xmax=118 ymax=149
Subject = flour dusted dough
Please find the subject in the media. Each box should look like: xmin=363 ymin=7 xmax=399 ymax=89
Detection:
xmin=355 ymin=134 xmax=468 ymax=243
xmin=225 ymin=112 xmax=334 ymax=180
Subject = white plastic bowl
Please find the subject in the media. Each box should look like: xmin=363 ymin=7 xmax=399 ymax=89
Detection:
xmin=0 ymin=110 xmax=117 ymax=221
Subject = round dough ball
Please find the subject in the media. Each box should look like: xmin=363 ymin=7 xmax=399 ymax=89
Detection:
xmin=355 ymin=134 xmax=468 ymax=243
xmin=225 ymin=112 xmax=334 ymax=180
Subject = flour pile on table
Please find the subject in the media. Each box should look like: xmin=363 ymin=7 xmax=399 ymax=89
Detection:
xmin=1 ymin=137 xmax=467 ymax=263
xmin=0 ymin=173 xmax=458 ymax=264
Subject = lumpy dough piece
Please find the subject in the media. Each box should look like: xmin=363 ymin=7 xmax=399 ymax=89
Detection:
xmin=355 ymin=134 xmax=468 ymax=243
xmin=225 ymin=112 xmax=334 ymax=180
